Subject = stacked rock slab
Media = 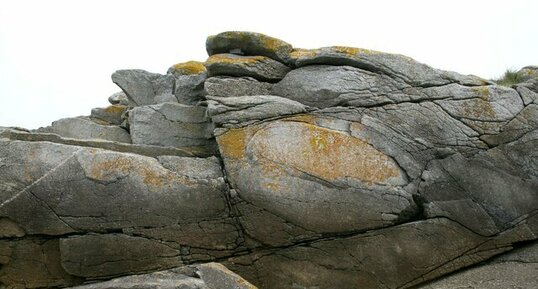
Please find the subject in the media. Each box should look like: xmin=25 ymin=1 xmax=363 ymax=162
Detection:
xmin=0 ymin=31 xmax=537 ymax=289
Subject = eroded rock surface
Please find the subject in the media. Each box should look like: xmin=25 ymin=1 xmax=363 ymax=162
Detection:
xmin=1 ymin=31 xmax=537 ymax=289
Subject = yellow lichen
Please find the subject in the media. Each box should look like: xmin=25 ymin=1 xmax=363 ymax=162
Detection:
xmin=104 ymin=105 xmax=127 ymax=114
xmin=171 ymin=61 xmax=207 ymax=75
xmin=206 ymin=54 xmax=266 ymax=65
xmin=332 ymin=46 xmax=379 ymax=56
xmin=216 ymin=128 xmax=248 ymax=159
xmin=90 ymin=157 xmax=134 ymax=180
xmin=289 ymin=48 xmax=318 ymax=59
xmin=282 ymin=114 xmax=316 ymax=124
xmin=251 ymin=119 xmax=404 ymax=185
xmin=141 ymin=167 xmax=165 ymax=187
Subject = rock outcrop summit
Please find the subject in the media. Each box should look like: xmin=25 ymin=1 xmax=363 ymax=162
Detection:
xmin=0 ymin=31 xmax=537 ymax=289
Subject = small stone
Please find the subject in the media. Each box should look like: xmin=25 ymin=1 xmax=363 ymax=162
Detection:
xmin=167 ymin=61 xmax=208 ymax=104
xmin=206 ymin=31 xmax=293 ymax=64
xmin=90 ymin=105 xmax=128 ymax=125
xmin=107 ymin=91 xmax=130 ymax=106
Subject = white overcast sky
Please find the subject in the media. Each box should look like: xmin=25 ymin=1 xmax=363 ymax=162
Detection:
xmin=1 ymin=0 xmax=537 ymax=129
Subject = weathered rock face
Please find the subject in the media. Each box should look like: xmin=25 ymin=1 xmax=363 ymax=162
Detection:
xmin=417 ymin=242 xmax=538 ymax=289
xmin=67 ymin=263 xmax=258 ymax=289
xmin=1 ymin=31 xmax=537 ymax=289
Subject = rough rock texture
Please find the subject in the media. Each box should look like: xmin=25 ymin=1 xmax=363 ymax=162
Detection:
xmin=67 ymin=263 xmax=257 ymax=289
xmin=207 ymin=95 xmax=309 ymax=127
xmin=205 ymin=54 xmax=291 ymax=82
xmin=128 ymin=102 xmax=218 ymax=156
xmin=205 ymin=76 xmax=272 ymax=97
xmin=418 ymin=241 xmax=538 ymax=289
xmin=1 ymin=31 xmax=537 ymax=289
xmin=35 ymin=116 xmax=131 ymax=143
xmin=112 ymin=69 xmax=176 ymax=106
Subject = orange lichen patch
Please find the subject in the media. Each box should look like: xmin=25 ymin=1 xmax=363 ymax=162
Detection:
xmin=264 ymin=182 xmax=281 ymax=191
xmin=206 ymin=54 xmax=266 ymax=65
xmin=89 ymin=157 xmax=134 ymax=180
xmin=250 ymin=121 xmax=405 ymax=185
xmin=289 ymin=48 xmax=317 ymax=59
xmin=104 ymin=105 xmax=127 ymax=114
xmin=281 ymin=114 xmax=316 ymax=125
xmin=261 ymin=36 xmax=281 ymax=52
xmin=171 ymin=61 xmax=207 ymax=75
xmin=259 ymin=158 xmax=286 ymax=178
xmin=216 ymin=128 xmax=248 ymax=159
xmin=228 ymin=31 xmax=287 ymax=52
xmin=140 ymin=167 xmax=165 ymax=187
xmin=332 ymin=46 xmax=380 ymax=56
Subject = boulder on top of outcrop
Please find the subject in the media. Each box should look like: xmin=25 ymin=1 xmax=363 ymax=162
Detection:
xmin=205 ymin=76 xmax=272 ymax=97
xmin=207 ymin=95 xmax=308 ymax=127
xmin=129 ymin=102 xmax=217 ymax=156
xmin=67 ymin=263 xmax=258 ymax=289
xmin=107 ymin=91 xmax=130 ymax=106
xmin=35 ymin=116 xmax=131 ymax=143
xmin=290 ymin=46 xmax=488 ymax=86
xmin=517 ymin=65 xmax=538 ymax=82
xmin=206 ymin=54 xmax=291 ymax=82
xmin=167 ymin=61 xmax=208 ymax=104
xmin=206 ymin=31 xmax=293 ymax=64
xmin=90 ymin=105 xmax=127 ymax=125
xmin=111 ymin=69 xmax=176 ymax=106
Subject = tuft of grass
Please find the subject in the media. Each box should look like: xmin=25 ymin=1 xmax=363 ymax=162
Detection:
xmin=493 ymin=69 xmax=524 ymax=86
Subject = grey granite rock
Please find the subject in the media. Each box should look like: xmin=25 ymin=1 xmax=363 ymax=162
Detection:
xmin=0 ymin=128 xmax=198 ymax=157
xmin=0 ymin=139 xmax=241 ymax=280
xmin=2 ymin=32 xmax=538 ymax=289
xmin=167 ymin=61 xmax=208 ymax=104
xmin=206 ymin=31 xmax=293 ymax=64
xmin=112 ymin=69 xmax=176 ymax=106
xmin=207 ymin=95 xmax=308 ymax=127
xmin=418 ymin=242 xmax=538 ymax=289
xmin=206 ymin=54 xmax=291 ymax=82
xmin=205 ymin=76 xmax=272 ymax=97
xmin=0 ymin=238 xmax=81 ymax=288
xmin=225 ymin=217 xmax=536 ymax=289
xmin=216 ymin=115 xmax=416 ymax=245
xmin=517 ymin=65 xmax=538 ymax=82
xmin=420 ymin=151 xmax=538 ymax=236
xmin=129 ymin=102 xmax=218 ymax=156
xmin=34 ymin=116 xmax=131 ymax=143
xmin=290 ymin=46 xmax=488 ymax=86
xmin=67 ymin=262 xmax=257 ymax=289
